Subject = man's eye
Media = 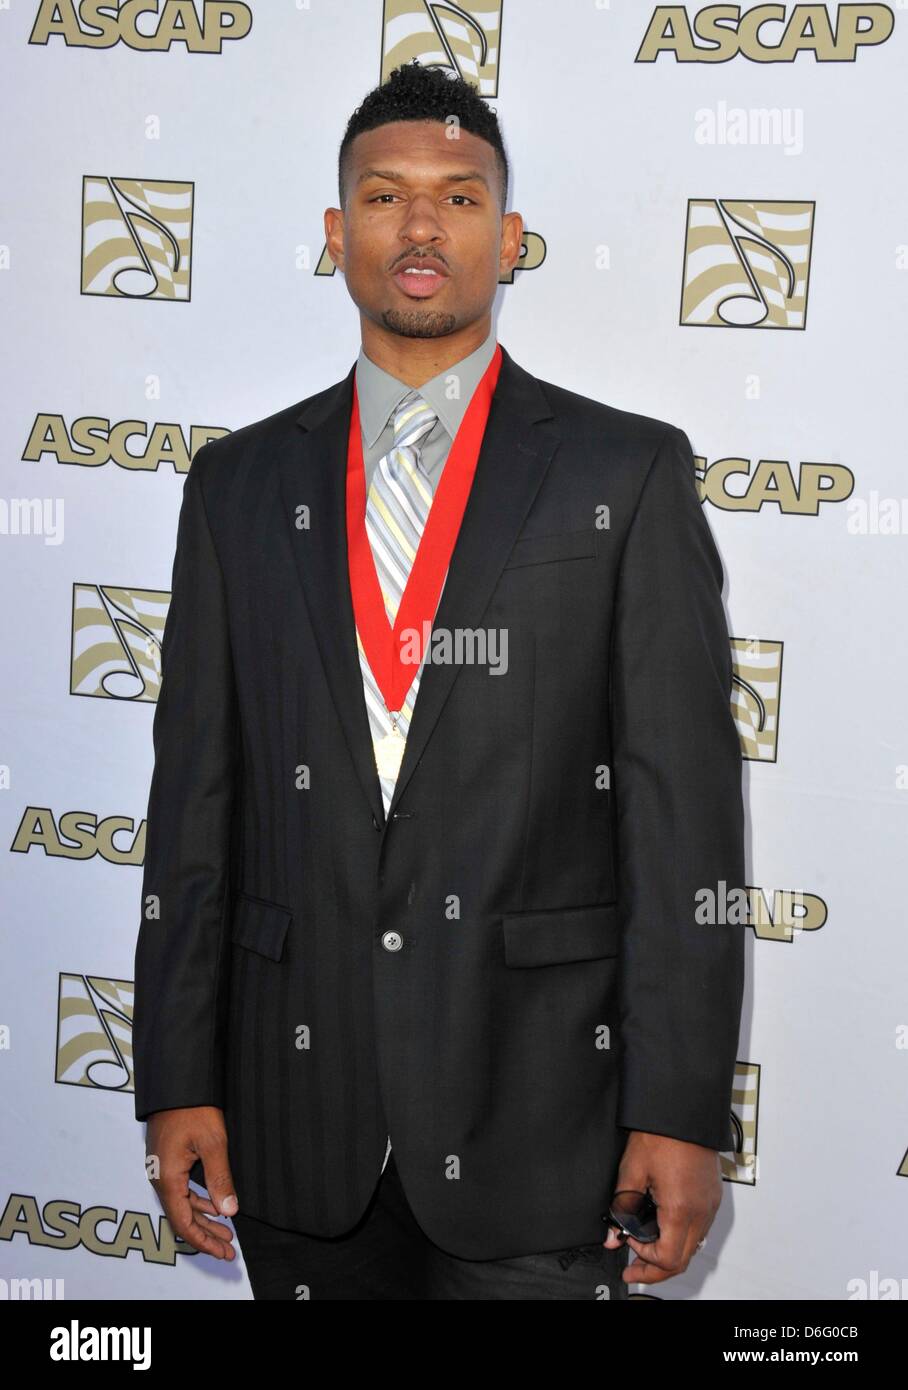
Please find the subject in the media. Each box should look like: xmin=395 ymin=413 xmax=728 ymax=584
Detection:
xmin=368 ymin=194 xmax=475 ymax=205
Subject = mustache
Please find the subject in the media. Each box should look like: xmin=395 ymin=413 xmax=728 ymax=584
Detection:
xmin=391 ymin=252 xmax=450 ymax=270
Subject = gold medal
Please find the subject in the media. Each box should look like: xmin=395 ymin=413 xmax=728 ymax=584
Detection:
xmin=374 ymin=715 xmax=406 ymax=779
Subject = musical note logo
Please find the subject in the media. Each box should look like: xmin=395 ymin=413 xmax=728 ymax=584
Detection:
xmin=81 ymin=175 xmax=194 ymax=300
xmin=381 ymin=1 xmax=502 ymax=95
xmin=70 ymin=583 xmax=166 ymax=702
xmin=720 ymin=1062 xmax=760 ymax=1186
xmin=730 ymin=637 xmax=784 ymax=761
xmin=56 ymin=973 xmax=134 ymax=1092
xmin=681 ymin=199 xmax=814 ymax=329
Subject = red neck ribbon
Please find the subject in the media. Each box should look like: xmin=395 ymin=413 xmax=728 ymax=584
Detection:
xmin=347 ymin=342 xmax=503 ymax=714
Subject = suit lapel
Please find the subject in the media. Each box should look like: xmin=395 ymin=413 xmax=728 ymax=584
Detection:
xmin=277 ymin=361 xmax=385 ymax=826
xmin=277 ymin=343 xmax=561 ymax=829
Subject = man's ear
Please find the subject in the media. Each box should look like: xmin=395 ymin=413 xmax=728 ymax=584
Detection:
xmin=500 ymin=211 xmax=524 ymax=276
xmin=325 ymin=207 xmax=345 ymax=271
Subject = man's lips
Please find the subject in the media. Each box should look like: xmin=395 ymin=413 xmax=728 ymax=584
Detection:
xmin=391 ymin=262 xmax=450 ymax=299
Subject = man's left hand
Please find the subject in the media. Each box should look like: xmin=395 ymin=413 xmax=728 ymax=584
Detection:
xmin=602 ymin=1130 xmax=722 ymax=1285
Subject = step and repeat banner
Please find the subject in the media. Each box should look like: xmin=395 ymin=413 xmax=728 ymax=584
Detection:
xmin=2 ymin=2 xmax=905 ymax=1301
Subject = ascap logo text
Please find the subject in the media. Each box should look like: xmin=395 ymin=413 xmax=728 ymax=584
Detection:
xmin=1 ymin=1194 xmax=193 ymax=1266
xmin=11 ymin=809 xmax=146 ymax=865
xmin=696 ymin=456 xmax=855 ymax=513
xmin=30 ymin=0 xmax=252 ymax=52
xmin=637 ymin=4 xmax=895 ymax=63
xmin=22 ymin=414 xmax=228 ymax=474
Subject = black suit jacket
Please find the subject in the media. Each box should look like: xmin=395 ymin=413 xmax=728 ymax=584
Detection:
xmin=133 ymin=342 xmax=745 ymax=1259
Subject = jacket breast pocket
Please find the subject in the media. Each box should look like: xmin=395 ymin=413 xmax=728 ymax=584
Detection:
xmin=231 ymin=891 xmax=292 ymax=962
xmin=502 ymin=901 xmax=619 ymax=967
xmin=502 ymin=528 xmax=597 ymax=570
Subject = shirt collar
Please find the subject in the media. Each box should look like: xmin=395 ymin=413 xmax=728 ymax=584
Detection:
xmin=355 ymin=326 xmax=498 ymax=449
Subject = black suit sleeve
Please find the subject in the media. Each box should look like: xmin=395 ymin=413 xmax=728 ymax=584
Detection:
xmin=609 ymin=425 xmax=745 ymax=1152
xmin=133 ymin=444 xmax=239 ymax=1122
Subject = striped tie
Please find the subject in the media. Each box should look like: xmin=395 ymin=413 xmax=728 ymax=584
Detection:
xmin=357 ymin=390 xmax=440 ymax=814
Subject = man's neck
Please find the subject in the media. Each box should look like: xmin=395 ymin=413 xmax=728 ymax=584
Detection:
xmin=359 ymin=318 xmax=493 ymax=387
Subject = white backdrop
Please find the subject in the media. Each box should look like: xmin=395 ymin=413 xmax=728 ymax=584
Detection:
xmin=2 ymin=0 xmax=906 ymax=1301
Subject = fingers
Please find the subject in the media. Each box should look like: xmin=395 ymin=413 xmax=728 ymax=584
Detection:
xmin=150 ymin=1175 xmax=237 ymax=1259
xmin=188 ymin=1189 xmax=220 ymax=1218
xmin=622 ymin=1216 xmax=711 ymax=1285
xmin=180 ymin=1210 xmax=237 ymax=1260
xmin=602 ymin=1222 xmax=627 ymax=1250
xmin=146 ymin=1117 xmax=239 ymax=1259
xmin=195 ymin=1135 xmax=239 ymax=1218
xmin=606 ymin=1134 xmax=722 ymax=1284
xmin=190 ymin=1210 xmax=238 ymax=1258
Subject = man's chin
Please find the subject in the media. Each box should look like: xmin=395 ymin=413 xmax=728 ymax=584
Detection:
xmin=380 ymin=308 xmax=458 ymax=338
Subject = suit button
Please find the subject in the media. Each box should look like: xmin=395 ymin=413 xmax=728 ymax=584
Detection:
xmin=381 ymin=930 xmax=403 ymax=952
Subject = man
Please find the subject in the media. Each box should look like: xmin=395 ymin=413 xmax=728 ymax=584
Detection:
xmin=134 ymin=61 xmax=746 ymax=1301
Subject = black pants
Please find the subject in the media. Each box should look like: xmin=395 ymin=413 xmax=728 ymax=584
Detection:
xmin=231 ymin=1152 xmax=632 ymax=1300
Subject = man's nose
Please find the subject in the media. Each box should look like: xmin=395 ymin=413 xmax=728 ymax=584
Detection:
xmin=399 ymin=194 xmax=446 ymax=241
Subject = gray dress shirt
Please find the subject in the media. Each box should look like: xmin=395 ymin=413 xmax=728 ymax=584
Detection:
xmin=355 ymin=326 xmax=499 ymax=500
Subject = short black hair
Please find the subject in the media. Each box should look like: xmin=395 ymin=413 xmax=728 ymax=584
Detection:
xmin=338 ymin=60 xmax=509 ymax=213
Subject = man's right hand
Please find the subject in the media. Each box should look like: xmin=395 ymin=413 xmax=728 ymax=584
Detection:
xmin=145 ymin=1106 xmax=238 ymax=1260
